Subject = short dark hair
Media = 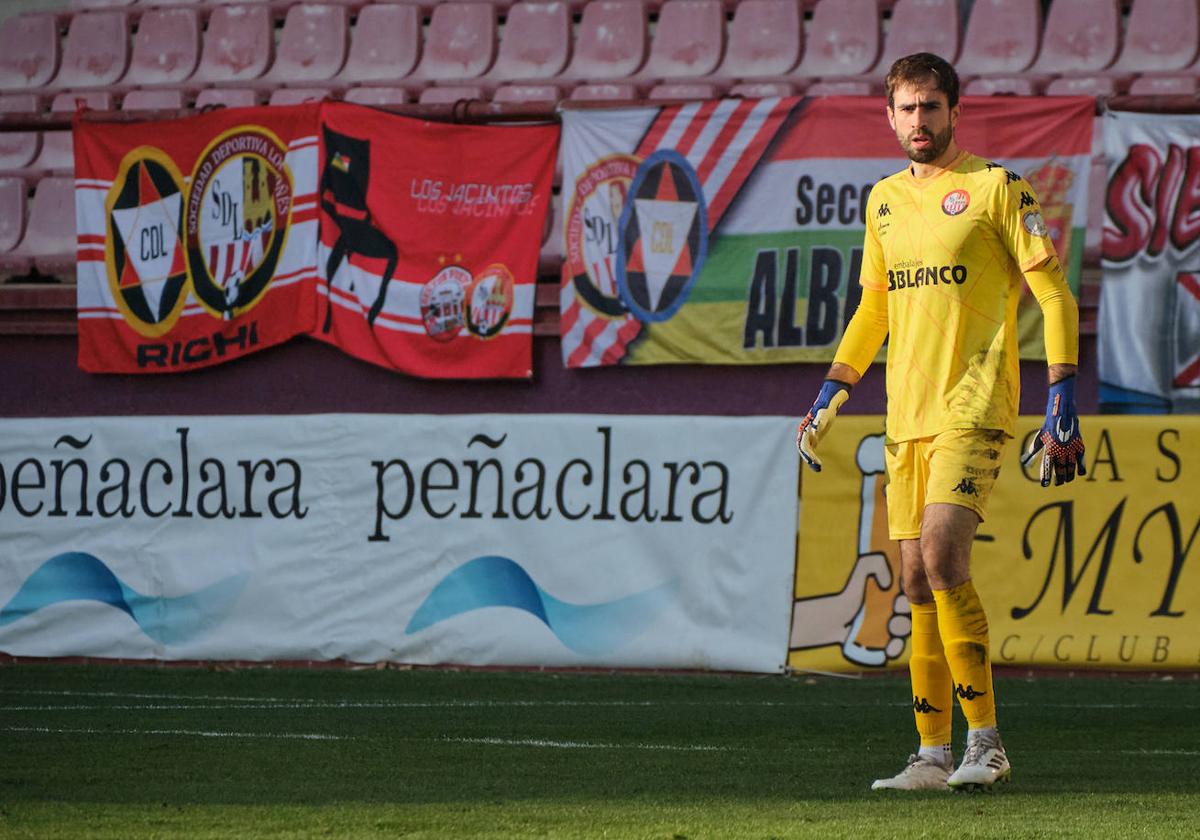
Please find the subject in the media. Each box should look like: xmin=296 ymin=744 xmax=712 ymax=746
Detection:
xmin=885 ymin=53 xmax=960 ymax=109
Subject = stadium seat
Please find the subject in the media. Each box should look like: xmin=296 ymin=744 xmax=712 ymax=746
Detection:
xmin=1043 ymin=75 xmax=1119 ymax=97
xmin=417 ymin=85 xmax=487 ymax=105
xmin=861 ymin=0 xmax=960 ymax=80
xmin=647 ymin=81 xmax=721 ymax=100
xmin=192 ymin=4 xmax=274 ymax=85
xmin=714 ymin=0 xmax=802 ymax=81
xmin=730 ymin=80 xmax=801 ymax=97
xmin=1127 ymin=73 xmax=1199 ymax=96
xmin=6 ymin=176 xmax=76 ymax=275
xmin=567 ymin=82 xmax=640 ymax=101
xmin=343 ymin=86 xmax=412 ymax=106
xmin=335 ymin=3 xmax=421 ymax=85
xmin=31 ymin=92 xmax=116 ymax=174
xmin=492 ymin=84 xmax=562 ymax=103
xmin=0 ymin=177 xmax=26 ymax=256
xmin=54 ymin=11 xmax=131 ymax=90
xmin=0 ymin=13 xmax=61 ymax=91
xmin=0 ymin=94 xmax=42 ymax=173
xmin=121 ymin=89 xmax=187 ymax=111
xmin=562 ymin=1 xmax=648 ymax=80
xmin=962 ymin=76 xmax=1040 ymax=96
xmin=70 ymin=0 xmax=136 ymax=7
xmin=124 ymin=7 xmax=201 ymax=88
xmin=1025 ymin=0 xmax=1119 ymax=77
xmin=638 ymin=0 xmax=725 ymax=81
xmin=792 ymin=0 xmax=881 ymax=79
xmin=267 ymin=88 xmax=334 ymax=106
xmin=194 ymin=88 xmax=261 ymax=110
xmin=1108 ymin=0 xmax=1200 ymax=74
xmin=805 ymin=79 xmax=876 ymax=96
xmin=955 ymin=0 xmax=1041 ymax=78
xmin=484 ymin=1 xmax=570 ymax=83
xmin=264 ymin=4 xmax=350 ymax=85
xmin=411 ymin=3 xmax=498 ymax=81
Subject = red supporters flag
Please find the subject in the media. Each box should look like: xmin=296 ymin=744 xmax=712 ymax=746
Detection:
xmin=314 ymin=103 xmax=557 ymax=378
xmin=74 ymin=104 xmax=321 ymax=373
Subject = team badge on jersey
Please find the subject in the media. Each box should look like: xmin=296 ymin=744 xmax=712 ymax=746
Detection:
xmin=467 ymin=263 xmax=515 ymax=339
xmin=941 ymin=189 xmax=970 ymax=216
xmin=186 ymin=127 xmax=293 ymax=320
xmin=565 ymin=155 xmax=640 ymax=319
xmin=420 ymin=265 xmax=470 ymax=341
xmin=1023 ymin=210 xmax=1049 ymax=237
xmin=616 ymin=149 xmax=708 ymax=323
xmin=105 ymin=149 xmax=189 ymax=337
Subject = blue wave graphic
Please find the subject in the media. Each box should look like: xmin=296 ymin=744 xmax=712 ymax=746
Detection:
xmin=0 ymin=552 xmax=247 ymax=646
xmin=406 ymin=556 xmax=676 ymax=656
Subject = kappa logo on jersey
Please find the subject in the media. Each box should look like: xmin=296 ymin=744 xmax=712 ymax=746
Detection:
xmin=420 ymin=264 xmax=470 ymax=341
xmin=565 ymin=155 xmax=640 ymax=319
xmin=617 ymin=149 xmax=708 ymax=323
xmin=952 ymin=477 xmax=980 ymax=496
xmin=1023 ymin=211 xmax=1050 ymax=237
xmin=941 ymin=189 xmax=970 ymax=216
xmin=955 ymin=683 xmax=986 ymax=700
xmin=1019 ymin=191 xmax=1037 ymax=209
xmin=877 ymin=203 xmax=891 ymax=218
xmin=105 ymin=149 xmax=189 ymax=338
xmin=186 ymin=127 xmax=293 ymax=320
xmin=913 ymin=696 xmax=942 ymax=714
xmin=467 ymin=263 xmax=515 ymax=339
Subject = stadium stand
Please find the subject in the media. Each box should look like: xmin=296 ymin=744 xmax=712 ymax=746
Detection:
xmin=1108 ymin=0 xmax=1200 ymax=75
xmin=0 ymin=177 xmax=26 ymax=256
xmin=194 ymin=87 xmax=260 ymax=109
xmin=0 ymin=175 xmax=73 ymax=275
xmin=567 ymin=82 xmax=640 ymax=101
xmin=637 ymin=0 xmax=726 ymax=83
xmin=124 ymin=6 xmax=201 ymax=88
xmin=410 ymin=2 xmax=498 ymax=82
xmin=493 ymin=83 xmax=563 ymax=103
xmin=53 ymin=10 xmax=130 ymax=90
xmin=261 ymin=3 xmax=350 ymax=87
xmin=647 ymin=81 xmax=723 ymax=100
xmin=483 ymin=1 xmax=571 ymax=84
xmin=30 ymin=91 xmax=115 ymax=174
xmin=0 ymin=12 xmax=60 ymax=91
xmin=190 ymin=4 xmax=274 ymax=86
xmin=1025 ymin=0 xmax=1120 ymax=77
xmin=334 ymin=3 xmax=422 ymax=86
xmin=0 ymin=94 xmax=41 ymax=173
xmin=713 ymin=0 xmax=802 ymax=83
xmin=344 ymin=85 xmax=413 ymax=106
xmin=790 ymin=0 xmax=881 ymax=80
xmin=268 ymin=87 xmax=334 ymax=105
xmin=955 ymin=0 xmax=1041 ymax=78
xmin=561 ymin=0 xmax=647 ymax=80
xmin=862 ymin=0 xmax=961 ymax=79
xmin=418 ymin=84 xmax=488 ymax=104
xmin=121 ymin=88 xmax=187 ymax=111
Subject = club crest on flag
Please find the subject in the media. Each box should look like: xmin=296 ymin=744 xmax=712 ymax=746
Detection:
xmin=421 ymin=265 xmax=471 ymax=341
xmin=185 ymin=127 xmax=293 ymax=320
xmin=104 ymin=148 xmax=189 ymax=338
xmin=616 ymin=149 xmax=708 ymax=323
xmin=467 ymin=263 xmax=515 ymax=339
xmin=565 ymin=155 xmax=640 ymax=319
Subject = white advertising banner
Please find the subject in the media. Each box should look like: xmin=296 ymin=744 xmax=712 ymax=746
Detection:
xmin=0 ymin=414 xmax=798 ymax=672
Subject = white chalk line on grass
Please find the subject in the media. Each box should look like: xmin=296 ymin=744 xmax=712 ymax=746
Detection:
xmin=4 ymin=725 xmax=354 ymax=741
xmin=441 ymin=736 xmax=735 ymax=752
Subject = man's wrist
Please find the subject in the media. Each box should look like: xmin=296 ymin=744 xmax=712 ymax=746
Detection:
xmin=1047 ymin=363 xmax=1077 ymax=385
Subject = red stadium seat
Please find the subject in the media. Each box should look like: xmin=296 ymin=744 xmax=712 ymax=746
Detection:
xmin=1026 ymin=0 xmax=1119 ymax=76
xmin=336 ymin=3 xmax=421 ymax=85
xmin=862 ymin=0 xmax=960 ymax=80
xmin=730 ymin=80 xmax=802 ymax=97
xmin=1109 ymin=0 xmax=1199 ymax=74
xmin=567 ymin=82 xmax=640 ymax=101
xmin=639 ymin=0 xmax=725 ymax=80
xmin=0 ymin=176 xmax=27 ymax=256
xmin=485 ymin=1 xmax=571 ymax=83
xmin=31 ymin=92 xmax=116 ymax=174
xmin=955 ymin=0 xmax=1041 ymax=78
xmin=125 ymin=7 xmax=201 ymax=88
xmin=962 ymin=76 xmax=1040 ymax=96
xmin=265 ymin=4 xmax=350 ymax=85
xmin=268 ymin=87 xmax=334 ymax=106
xmin=1127 ymin=73 xmax=1199 ymax=96
xmin=1043 ymin=75 xmax=1119 ymax=97
xmin=411 ymin=3 xmax=498 ymax=81
xmin=0 ymin=94 xmax=42 ymax=173
xmin=562 ymin=1 xmax=648 ymax=80
xmin=714 ymin=0 xmax=802 ymax=81
xmin=647 ymin=81 xmax=722 ymax=100
xmin=194 ymin=88 xmax=261 ymax=109
xmin=70 ymin=0 xmax=136 ymax=7
xmin=121 ymin=89 xmax=187 ymax=111
xmin=805 ymin=79 xmax=876 ymax=96
xmin=492 ymin=84 xmax=562 ymax=103
xmin=192 ymin=4 xmax=274 ymax=85
xmin=417 ymin=85 xmax=487 ymax=104
xmin=343 ymin=86 xmax=412 ymax=106
xmin=792 ymin=0 xmax=881 ymax=79
xmin=3 ymin=176 xmax=76 ymax=275
xmin=54 ymin=11 xmax=131 ymax=90
xmin=0 ymin=13 xmax=61 ymax=91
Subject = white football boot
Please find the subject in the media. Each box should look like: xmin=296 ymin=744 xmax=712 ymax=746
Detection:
xmin=870 ymin=753 xmax=952 ymax=791
xmin=948 ymin=730 xmax=1011 ymax=792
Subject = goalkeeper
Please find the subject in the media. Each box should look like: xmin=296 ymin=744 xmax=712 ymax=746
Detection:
xmin=795 ymin=52 xmax=1085 ymax=793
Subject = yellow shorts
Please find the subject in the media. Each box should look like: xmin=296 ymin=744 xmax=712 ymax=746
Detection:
xmin=884 ymin=428 xmax=1009 ymax=541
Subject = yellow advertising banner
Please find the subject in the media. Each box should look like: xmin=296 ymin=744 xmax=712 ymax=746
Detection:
xmin=789 ymin=416 xmax=1200 ymax=672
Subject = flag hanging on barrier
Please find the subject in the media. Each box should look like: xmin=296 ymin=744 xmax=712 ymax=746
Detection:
xmin=74 ymin=104 xmax=321 ymax=373
xmin=312 ymin=103 xmax=558 ymax=379
xmin=559 ymin=96 xmax=1094 ymax=367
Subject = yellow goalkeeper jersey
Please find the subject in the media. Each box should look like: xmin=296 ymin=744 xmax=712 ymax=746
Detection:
xmin=860 ymin=151 xmax=1057 ymax=442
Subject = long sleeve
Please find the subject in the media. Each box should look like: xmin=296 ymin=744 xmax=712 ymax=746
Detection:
xmin=833 ymin=285 xmax=889 ymax=376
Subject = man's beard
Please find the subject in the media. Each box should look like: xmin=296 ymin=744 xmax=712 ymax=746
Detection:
xmin=899 ymin=123 xmax=953 ymax=163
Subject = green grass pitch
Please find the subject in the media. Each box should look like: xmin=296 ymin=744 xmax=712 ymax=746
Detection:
xmin=1 ymin=665 xmax=1198 ymax=838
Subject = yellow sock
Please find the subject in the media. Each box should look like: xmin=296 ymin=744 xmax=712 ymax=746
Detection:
xmin=933 ymin=579 xmax=997 ymax=730
xmin=908 ymin=601 xmax=953 ymax=746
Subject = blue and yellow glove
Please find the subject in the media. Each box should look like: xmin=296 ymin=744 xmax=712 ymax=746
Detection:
xmin=796 ymin=379 xmax=852 ymax=472
xmin=1022 ymin=375 xmax=1086 ymax=487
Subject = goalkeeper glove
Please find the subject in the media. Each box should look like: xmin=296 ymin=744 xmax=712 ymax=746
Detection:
xmin=796 ymin=379 xmax=852 ymax=472
xmin=1021 ymin=374 xmax=1086 ymax=487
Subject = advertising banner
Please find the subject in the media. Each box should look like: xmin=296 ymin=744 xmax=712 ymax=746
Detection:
xmin=74 ymin=104 xmax=321 ymax=373
xmin=1099 ymin=110 xmax=1200 ymax=413
xmin=789 ymin=416 xmax=1200 ymax=672
xmin=0 ymin=414 xmax=797 ymax=673
xmin=560 ymin=96 xmax=1094 ymax=367
xmin=314 ymin=103 xmax=558 ymax=378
